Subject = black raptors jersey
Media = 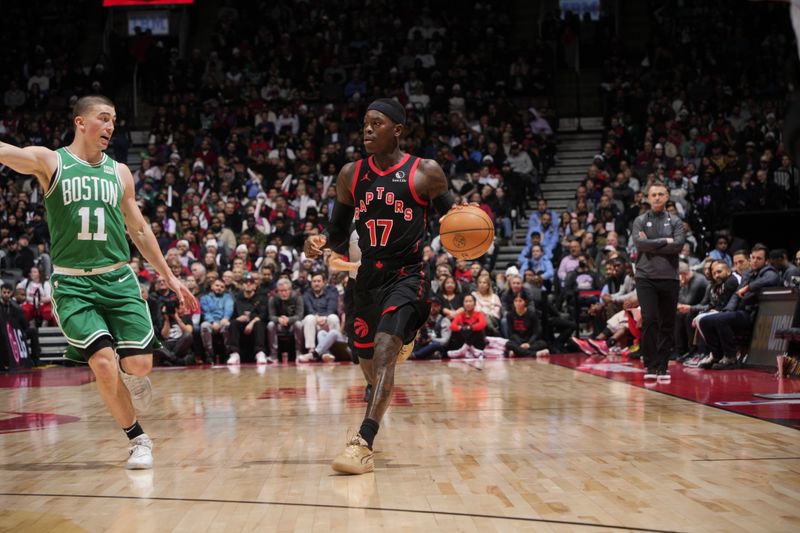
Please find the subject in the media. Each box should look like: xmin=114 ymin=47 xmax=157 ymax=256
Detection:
xmin=351 ymin=153 xmax=428 ymax=263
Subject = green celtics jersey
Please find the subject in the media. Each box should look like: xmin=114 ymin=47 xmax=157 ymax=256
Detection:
xmin=44 ymin=147 xmax=129 ymax=270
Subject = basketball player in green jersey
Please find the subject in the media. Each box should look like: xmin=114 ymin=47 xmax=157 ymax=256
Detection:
xmin=0 ymin=95 xmax=197 ymax=469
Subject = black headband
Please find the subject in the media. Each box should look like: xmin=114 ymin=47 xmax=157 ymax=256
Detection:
xmin=367 ymin=98 xmax=406 ymax=125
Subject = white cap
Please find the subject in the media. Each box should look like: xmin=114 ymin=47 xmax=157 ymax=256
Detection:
xmin=177 ymin=239 xmax=189 ymax=248
xmin=206 ymin=239 xmax=218 ymax=248
xmin=236 ymin=244 xmax=248 ymax=254
xmin=265 ymin=245 xmax=278 ymax=254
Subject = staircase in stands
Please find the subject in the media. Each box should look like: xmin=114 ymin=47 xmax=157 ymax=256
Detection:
xmin=493 ymin=117 xmax=604 ymax=273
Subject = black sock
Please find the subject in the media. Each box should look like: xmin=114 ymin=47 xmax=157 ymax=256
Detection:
xmin=123 ymin=420 xmax=144 ymax=440
xmin=359 ymin=418 xmax=380 ymax=449
xmin=607 ymin=338 xmax=617 ymax=347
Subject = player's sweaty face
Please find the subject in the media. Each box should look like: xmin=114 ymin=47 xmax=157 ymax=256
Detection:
xmin=362 ymin=110 xmax=394 ymax=153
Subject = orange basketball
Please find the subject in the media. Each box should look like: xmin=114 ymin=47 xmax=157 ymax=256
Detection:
xmin=439 ymin=205 xmax=495 ymax=259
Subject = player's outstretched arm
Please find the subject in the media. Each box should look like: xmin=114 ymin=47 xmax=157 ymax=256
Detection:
xmin=117 ymin=163 xmax=198 ymax=312
xmin=0 ymin=141 xmax=58 ymax=189
xmin=305 ymin=162 xmax=356 ymax=259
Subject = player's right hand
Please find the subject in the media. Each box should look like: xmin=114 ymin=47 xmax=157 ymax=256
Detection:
xmin=167 ymin=274 xmax=199 ymax=313
xmin=304 ymin=234 xmax=327 ymax=259
xmin=439 ymin=200 xmax=480 ymax=223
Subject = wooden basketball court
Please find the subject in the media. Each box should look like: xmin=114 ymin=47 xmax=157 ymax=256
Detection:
xmin=1 ymin=357 xmax=799 ymax=532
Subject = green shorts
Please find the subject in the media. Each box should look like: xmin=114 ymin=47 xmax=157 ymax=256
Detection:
xmin=51 ymin=264 xmax=158 ymax=362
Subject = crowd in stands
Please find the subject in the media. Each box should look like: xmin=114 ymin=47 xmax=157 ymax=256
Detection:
xmin=1 ymin=1 xmax=799 ymax=371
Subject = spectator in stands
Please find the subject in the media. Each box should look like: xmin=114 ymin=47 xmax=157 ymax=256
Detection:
xmin=447 ymin=294 xmax=487 ymax=359
xmin=505 ymin=292 xmax=548 ymax=357
xmin=697 ymin=244 xmax=781 ymax=370
xmin=769 ymin=249 xmax=800 ymax=287
xmin=154 ymin=299 xmax=194 ymax=367
xmin=190 ymin=263 xmax=208 ymax=292
xmin=266 ymin=278 xmax=304 ymax=363
xmin=790 ymin=250 xmax=800 ymax=287
xmin=567 ymin=185 xmax=594 ymax=214
xmin=226 ymin=273 xmax=268 ymax=365
xmin=210 ymin=214 xmax=237 ymax=252
xmin=200 ymin=279 xmax=234 ymax=361
xmin=3 ymin=80 xmax=25 ymax=109
xmin=296 ymin=272 xmax=339 ymax=362
xmin=438 ymin=275 xmax=464 ymax=320
xmin=771 ymin=154 xmax=799 ymax=207
xmin=557 ymin=239 xmax=583 ymax=286
xmin=563 ymin=253 xmax=602 ymax=328
xmin=731 ymin=250 xmax=750 ymax=284
xmin=674 ymin=261 xmax=710 ymax=358
xmin=589 ymin=258 xmax=634 ymax=321
xmin=472 ymin=274 xmax=502 ymax=336
xmin=708 ymin=234 xmax=732 ymax=267
xmin=16 ymin=265 xmax=52 ymax=326
xmin=527 ymin=211 xmax=559 ymax=257
xmin=519 ymin=244 xmax=554 ymax=282
xmin=14 ymin=235 xmax=36 ymax=275
xmin=491 ymin=187 xmax=514 ymax=244
xmin=682 ymin=261 xmax=738 ymax=366
xmin=413 ymin=297 xmax=451 ymax=360
xmin=500 ymin=274 xmax=534 ymax=318
xmin=131 ymin=256 xmax=152 ymax=284
xmin=0 ymin=282 xmax=39 ymax=366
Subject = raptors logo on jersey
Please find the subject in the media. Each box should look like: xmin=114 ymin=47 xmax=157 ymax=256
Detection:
xmin=350 ymin=153 xmax=428 ymax=262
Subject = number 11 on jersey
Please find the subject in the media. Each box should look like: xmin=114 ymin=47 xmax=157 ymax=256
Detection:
xmin=365 ymin=219 xmax=393 ymax=247
xmin=77 ymin=206 xmax=108 ymax=241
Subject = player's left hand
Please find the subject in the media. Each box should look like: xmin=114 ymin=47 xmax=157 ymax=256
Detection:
xmin=167 ymin=274 xmax=198 ymax=313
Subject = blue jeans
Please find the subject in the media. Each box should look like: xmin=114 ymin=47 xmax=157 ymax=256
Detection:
xmin=412 ymin=342 xmax=445 ymax=359
xmin=499 ymin=217 xmax=512 ymax=238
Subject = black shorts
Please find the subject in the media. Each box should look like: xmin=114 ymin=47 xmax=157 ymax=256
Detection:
xmin=353 ymin=260 xmax=430 ymax=358
xmin=344 ymin=280 xmax=356 ymax=341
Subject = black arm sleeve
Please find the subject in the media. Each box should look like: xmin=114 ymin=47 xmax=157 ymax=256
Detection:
xmin=432 ymin=190 xmax=456 ymax=217
xmin=323 ymin=201 xmax=355 ymax=249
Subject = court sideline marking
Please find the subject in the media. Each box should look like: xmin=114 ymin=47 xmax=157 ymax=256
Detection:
xmin=0 ymin=492 xmax=687 ymax=532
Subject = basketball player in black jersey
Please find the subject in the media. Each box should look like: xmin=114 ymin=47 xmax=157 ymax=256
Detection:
xmin=305 ymin=98 xmax=460 ymax=474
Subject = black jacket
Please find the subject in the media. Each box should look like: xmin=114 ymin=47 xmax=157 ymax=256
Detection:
xmin=631 ymin=210 xmax=686 ymax=280
xmin=679 ymin=272 xmax=709 ymax=306
xmin=692 ymin=275 xmax=737 ymax=314
xmin=268 ymin=293 xmax=304 ymax=325
xmin=234 ymin=291 xmax=268 ymax=321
